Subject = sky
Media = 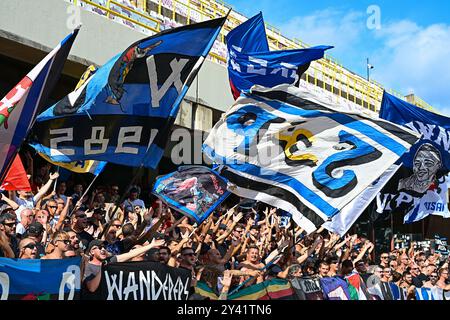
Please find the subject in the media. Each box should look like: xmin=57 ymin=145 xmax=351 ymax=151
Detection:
xmin=226 ymin=0 xmax=450 ymax=116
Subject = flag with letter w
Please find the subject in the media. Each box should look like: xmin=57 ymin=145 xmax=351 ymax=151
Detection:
xmin=0 ymin=27 xmax=80 ymax=184
xmin=203 ymin=84 xmax=420 ymax=233
xmin=30 ymin=17 xmax=226 ymax=169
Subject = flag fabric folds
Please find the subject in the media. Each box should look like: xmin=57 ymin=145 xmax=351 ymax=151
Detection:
xmin=38 ymin=152 xmax=106 ymax=175
xmin=323 ymin=164 xmax=400 ymax=236
xmin=0 ymin=155 xmax=31 ymax=191
xmin=203 ymin=84 xmax=420 ymax=233
xmin=30 ymin=17 xmax=226 ymax=169
xmin=194 ymin=278 xmax=295 ymax=300
xmin=0 ymin=257 xmax=81 ymax=300
xmin=226 ymin=12 xmax=332 ymax=99
xmin=377 ymin=92 xmax=450 ymax=224
xmin=0 ymin=27 xmax=80 ymax=184
xmin=152 ymin=166 xmax=230 ymax=224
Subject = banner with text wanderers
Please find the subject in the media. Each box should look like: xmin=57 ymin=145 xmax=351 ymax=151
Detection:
xmin=0 ymin=257 xmax=81 ymax=300
xmin=203 ymin=84 xmax=420 ymax=233
xmin=98 ymin=261 xmax=191 ymax=300
xmin=377 ymin=92 xmax=450 ymax=224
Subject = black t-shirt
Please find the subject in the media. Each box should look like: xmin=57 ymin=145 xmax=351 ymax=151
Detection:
xmin=417 ymin=273 xmax=428 ymax=283
xmin=360 ymin=272 xmax=372 ymax=285
xmin=74 ymin=230 xmax=94 ymax=249
xmin=412 ymin=276 xmax=424 ymax=288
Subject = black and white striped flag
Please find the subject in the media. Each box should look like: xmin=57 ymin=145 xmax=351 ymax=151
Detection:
xmin=203 ymin=84 xmax=420 ymax=233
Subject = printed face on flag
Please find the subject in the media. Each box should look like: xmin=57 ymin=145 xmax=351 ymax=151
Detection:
xmin=203 ymin=85 xmax=419 ymax=232
xmin=377 ymin=91 xmax=450 ymax=224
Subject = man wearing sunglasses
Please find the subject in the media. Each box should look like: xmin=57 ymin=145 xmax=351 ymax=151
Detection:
xmin=42 ymin=231 xmax=71 ymax=259
xmin=378 ymin=252 xmax=390 ymax=269
xmin=18 ymin=238 xmax=38 ymax=259
xmin=0 ymin=211 xmax=19 ymax=257
xmin=25 ymin=221 xmax=46 ymax=258
xmin=82 ymin=238 xmax=164 ymax=299
xmin=70 ymin=210 xmax=94 ymax=249
xmin=409 ymin=262 xmax=424 ymax=288
xmin=423 ymin=271 xmax=439 ymax=289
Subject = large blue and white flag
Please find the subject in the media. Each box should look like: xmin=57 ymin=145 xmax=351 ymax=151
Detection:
xmin=153 ymin=166 xmax=230 ymax=224
xmin=0 ymin=257 xmax=81 ymax=300
xmin=415 ymin=287 xmax=439 ymax=300
xmin=377 ymin=92 xmax=450 ymax=224
xmin=323 ymin=164 xmax=400 ymax=236
xmin=0 ymin=27 xmax=80 ymax=184
xmin=203 ymin=84 xmax=420 ymax=233
xmin=226 ymin=12 xmax=332 ymax=99
xmin=30 ymin=17 xmax=226 ymax=169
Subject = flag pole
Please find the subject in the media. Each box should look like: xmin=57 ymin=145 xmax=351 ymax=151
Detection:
xmin=103 ymin=13 xmax=230 ymax=229
xmin=52 ymin=166 xmax=60 ymax=193
xmin=68 ymin=171 xmax=102 ymax=217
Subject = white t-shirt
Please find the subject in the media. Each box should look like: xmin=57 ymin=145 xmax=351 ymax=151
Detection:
xmin=16 ymin=223 xmax=26 ymax=235
xmin=15 ymin=197 xmax=36 ymax=222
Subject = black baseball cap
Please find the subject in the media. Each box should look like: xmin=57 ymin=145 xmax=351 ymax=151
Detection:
xmin=28 ymin=222 xmax=44 ymax=236
xmin=87 ymin=239 xmax=106 ymax=253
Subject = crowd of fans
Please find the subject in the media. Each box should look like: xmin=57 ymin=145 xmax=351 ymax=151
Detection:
xmin=1 ymin=163 xmax=450 ymax=300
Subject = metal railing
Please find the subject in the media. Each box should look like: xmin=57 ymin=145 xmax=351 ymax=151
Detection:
xmin=70 ymin=0 xmax=433 ymax=112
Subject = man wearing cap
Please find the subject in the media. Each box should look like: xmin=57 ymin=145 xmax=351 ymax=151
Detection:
xmin=25 ymin=221 xmax=46 ymax=258
xmin=82 ymin=238 xmax=164 ymax=299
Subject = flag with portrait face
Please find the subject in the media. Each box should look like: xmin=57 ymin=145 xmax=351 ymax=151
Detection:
xmin=377 ymin=92 xmax=450 ymax=224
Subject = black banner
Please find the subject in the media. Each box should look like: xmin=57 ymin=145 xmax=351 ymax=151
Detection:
xmin=98 ymin=261 xmax=191 ymax=300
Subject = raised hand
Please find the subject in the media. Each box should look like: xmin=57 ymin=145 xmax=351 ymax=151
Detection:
xmin=220 ymin=270 xmax=233 ymax=288
xmin=49 ymin=172 xmax=59 ymax=180
xmin=181 ymin=230 xmax=190 ymax=240
xmin=233 ymin=212 xmax=243 ymax=223
xmin=149 ymin=238 xmax=165 ymax=248
xmin=144 ymin=207 xmax=154 ymax=223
